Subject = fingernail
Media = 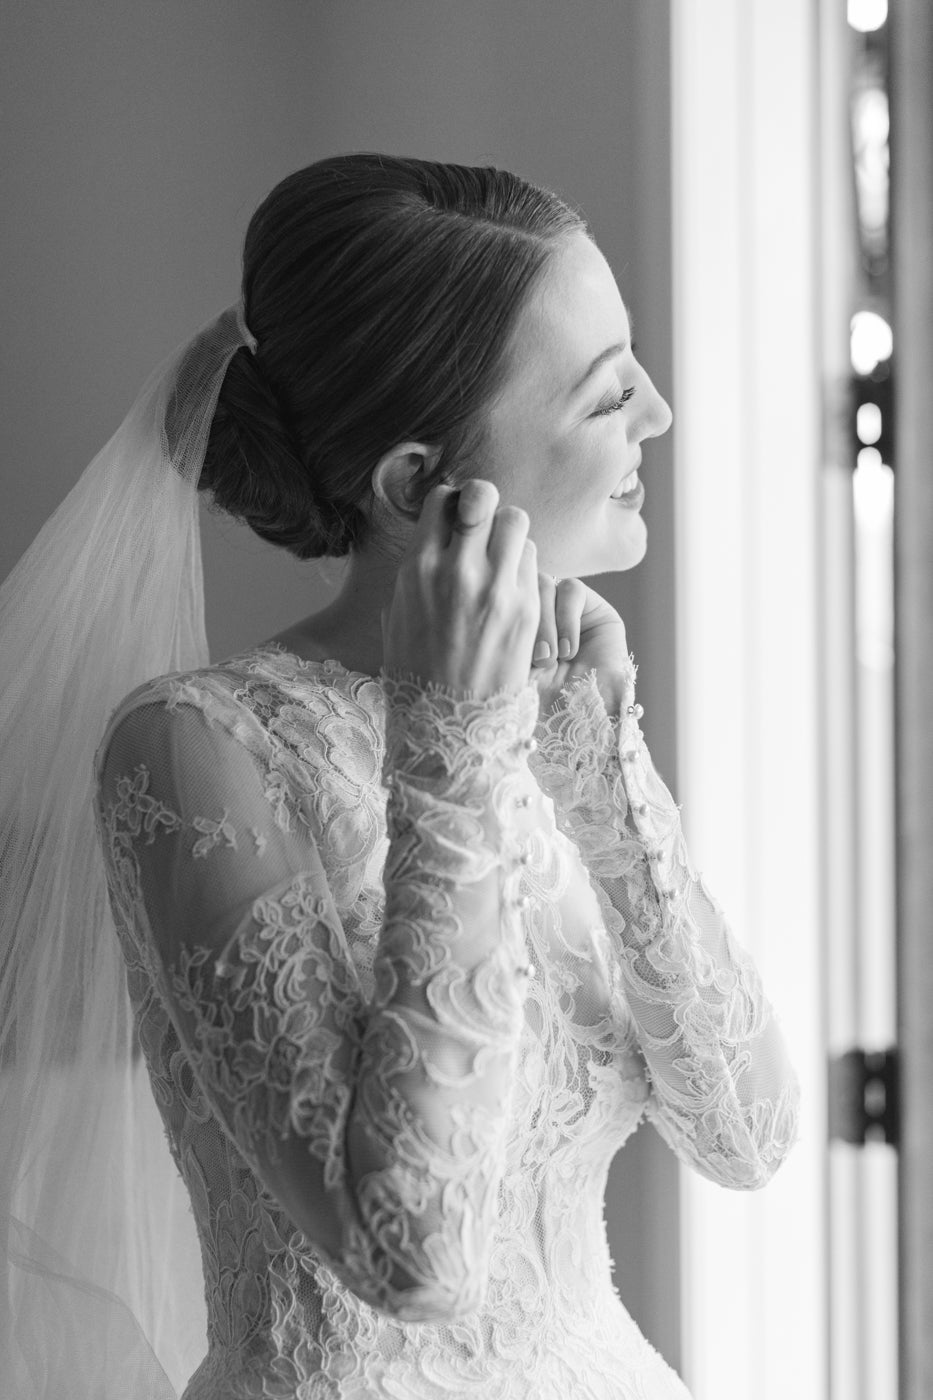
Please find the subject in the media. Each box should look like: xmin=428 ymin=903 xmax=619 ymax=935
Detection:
xmin=558 ymin=637 xmax=571 ymax=659
xmin=533 ymin=640 xmax=551 ymax=663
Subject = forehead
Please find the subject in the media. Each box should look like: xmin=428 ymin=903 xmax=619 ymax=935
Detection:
xmin=497 ymin=233 xmax=631 ymax=403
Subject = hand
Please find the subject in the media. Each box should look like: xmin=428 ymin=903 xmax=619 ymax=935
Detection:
xmin=381 ymin=480 xmax=541 ymax=700
xmin=528 ymin=575 xmax=635 ymax=717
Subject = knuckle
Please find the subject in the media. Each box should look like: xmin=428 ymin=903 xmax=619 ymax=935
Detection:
xmin=447 ymin=560 xmax=479 ymax=597
xmin=486 ymin=575 xmax=514 ymax=612
xmin=495 ymin=504 xmax=529 ymax=531
xmin=462 ymin=478 xmax=498 ymax=505
xmin=411 ymin=548 xmax=439 ymax=580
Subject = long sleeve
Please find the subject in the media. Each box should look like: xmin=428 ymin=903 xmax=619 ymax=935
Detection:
xmin=93 ymin=670 xmax=552 ymax=1326
xmin=528 ymin=663 xmax=800 ymax=1190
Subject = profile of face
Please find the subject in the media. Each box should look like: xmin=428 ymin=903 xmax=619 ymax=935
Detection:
xmin=472 ymin=230 xmax=673 ymax=578
xmin=370 ymin=230 xmax=673 ymax=579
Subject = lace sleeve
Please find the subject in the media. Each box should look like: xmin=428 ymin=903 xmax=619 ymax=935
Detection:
xmin=529 ymin=665 xmax=801 ymax=1190
xmin=93 ymin=671 xmax=546 ymax=1324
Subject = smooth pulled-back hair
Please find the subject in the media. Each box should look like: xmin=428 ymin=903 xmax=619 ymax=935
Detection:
xmin=200 ymin=153 xmax=589 ymax=559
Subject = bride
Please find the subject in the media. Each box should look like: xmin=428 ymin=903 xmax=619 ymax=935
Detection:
xmin=0 ymin=154 xmax=800 ymax=1398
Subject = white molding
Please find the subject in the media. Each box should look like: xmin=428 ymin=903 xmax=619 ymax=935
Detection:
xmin=671 ymin=4 xmax=827 ymax=1396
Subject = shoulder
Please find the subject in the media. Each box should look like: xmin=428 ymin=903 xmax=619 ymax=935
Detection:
xmin=92 ymin=656 xmax=265 ymax=794
xmin=92 ymin=643 xmax=384 ymax=795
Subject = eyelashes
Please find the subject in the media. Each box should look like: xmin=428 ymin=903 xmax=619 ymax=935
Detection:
xmin=593 ymin=386 xmax=637 ymax=417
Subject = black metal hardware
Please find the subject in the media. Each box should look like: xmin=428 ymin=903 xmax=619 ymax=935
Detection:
xmin=850 ymin=361 xmax=895 ymax=467
xmin=846 ymin=361 xmax=890 ymax=464
xmin=827 ymin=1046 xmax=899 ymax=1147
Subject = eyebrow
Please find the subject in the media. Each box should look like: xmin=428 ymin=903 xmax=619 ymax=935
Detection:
xmin=570 ymin=343 xmax=627 ymax=395
xmin=569 ymin=307 xmax=636 ymax=396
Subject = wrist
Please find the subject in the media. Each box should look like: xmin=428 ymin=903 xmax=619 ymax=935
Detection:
xmin=591 ymin=651 xmax=637 ymax=716
xmin=381 ymin=669 xmax=540 ymax=789
xmin=594 ymin=671 xmax=634 ymax=719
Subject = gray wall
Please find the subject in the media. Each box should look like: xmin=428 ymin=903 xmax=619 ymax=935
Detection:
xmin=0 ymin=0 xmax=680 ymax=1371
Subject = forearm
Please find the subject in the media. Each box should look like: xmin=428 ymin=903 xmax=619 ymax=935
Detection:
xmin=531 ymin=665 xmax=800 ymax=1187
xmin=344 ymin=672 xmax=546 ymax=1320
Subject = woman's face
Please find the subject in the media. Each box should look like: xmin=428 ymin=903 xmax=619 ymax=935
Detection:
xmin=471 ymin=230 xmax=672 ymax=578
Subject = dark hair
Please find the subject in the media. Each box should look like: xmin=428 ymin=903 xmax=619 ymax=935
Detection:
xmin=200 ymin=153 xmax=589 ymax=559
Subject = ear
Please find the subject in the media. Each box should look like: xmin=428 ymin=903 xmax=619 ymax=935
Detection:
xmin=370 ymin=442 xmax=443 ymax=523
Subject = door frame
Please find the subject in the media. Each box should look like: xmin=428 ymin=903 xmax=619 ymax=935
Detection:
xmin=890 ymin=3 xmax=933 ymax=1396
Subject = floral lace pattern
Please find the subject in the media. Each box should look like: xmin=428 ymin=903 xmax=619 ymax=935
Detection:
xmin=91 ymin=642 xmax=800 ymax=1399
xmin=528 ymin=669 xmax=801 ymax=1189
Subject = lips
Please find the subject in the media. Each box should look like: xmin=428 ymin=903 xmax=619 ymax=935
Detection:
xmin=610 ymin=459 xmax=642 ymax=499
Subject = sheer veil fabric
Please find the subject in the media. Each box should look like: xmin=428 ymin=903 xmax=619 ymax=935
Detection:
xmin=0 ymin=306 xmax=250 ymax=1396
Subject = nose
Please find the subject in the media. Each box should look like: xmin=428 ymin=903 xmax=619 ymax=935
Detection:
xmin=638 ymin=370 xmax=673 ymax=441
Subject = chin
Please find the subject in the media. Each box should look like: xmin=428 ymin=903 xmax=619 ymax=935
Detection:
xmin=560 ymin=519 xmax=647 ymax=579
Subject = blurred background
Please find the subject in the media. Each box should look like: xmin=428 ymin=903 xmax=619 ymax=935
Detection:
xmin=2 ymin=2 xmax=930 ymax=1397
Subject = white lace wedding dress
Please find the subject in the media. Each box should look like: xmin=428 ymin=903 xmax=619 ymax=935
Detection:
xmin=92 ymin=641 xmax=800 ymax=1399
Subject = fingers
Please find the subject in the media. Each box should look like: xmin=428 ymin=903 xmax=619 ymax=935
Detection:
xmin=486 ymin=502 xmax=532 ymax=579
xmin=412 ymin=478 xmax=502 ymax=555
xmin=408 ymin=480 xmax=460 ymax=548
xmin=554 ymin=577 xmax=586 ymax=659
xmin=533 ymin=575 xmax=586 ymax=666
xmin=516 ymin=536 xmax=541 ymax=630
xmin=406 ymin=475 xmax=539 ymax=618
xmin=414 ymin=484 xmax=587 ymax=676
xmin=437 ymin=479 xmax=534 ymax=585
xmin=446 ymin=479 xmax=501 ymax=552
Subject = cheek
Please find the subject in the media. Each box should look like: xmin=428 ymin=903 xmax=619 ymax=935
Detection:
xmin=477 ymin=414 xmax=537 ymax=491
xmin=483 ymin=415 xmax=618 ymax=519
xmin=592 ymin=423 xmax=634 ymax=490
xmin=551 ymin=434 xmax=618 ymax=505
xmin=531 ymin=442 xmax=615 ymax=525
xmin=483 ymin=418 xmax=558 ymax=507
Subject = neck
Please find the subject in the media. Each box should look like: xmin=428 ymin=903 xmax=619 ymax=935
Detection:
xmin=293 ymin=547 xmax=400 ymax=678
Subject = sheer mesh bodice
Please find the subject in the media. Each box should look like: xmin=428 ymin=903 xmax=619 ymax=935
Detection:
xmin=91 ymin=642 xmax=800 ymax=1399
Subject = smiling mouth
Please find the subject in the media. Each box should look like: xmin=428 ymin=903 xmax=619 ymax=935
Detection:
xmin=610 ymin=465 xmax=641 ymax=499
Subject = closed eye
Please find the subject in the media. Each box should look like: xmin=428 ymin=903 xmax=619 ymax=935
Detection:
xmin=592 ymin=386 xmax=636 ymax=417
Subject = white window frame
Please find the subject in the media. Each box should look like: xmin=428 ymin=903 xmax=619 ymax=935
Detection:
xmin=670 ymin=5 xmax=829 ymax=1396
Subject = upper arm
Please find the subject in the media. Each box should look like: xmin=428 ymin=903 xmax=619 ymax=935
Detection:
xmin=94 ymin=697 xmax=366 ymax=1256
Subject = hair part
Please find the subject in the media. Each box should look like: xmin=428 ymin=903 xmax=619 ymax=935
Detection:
xmin=200 ymin=153 xmax=589 ymax=559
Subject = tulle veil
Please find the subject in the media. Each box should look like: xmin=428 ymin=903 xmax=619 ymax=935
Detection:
xmin=0 ymin=304 xmax=253 ymax=1397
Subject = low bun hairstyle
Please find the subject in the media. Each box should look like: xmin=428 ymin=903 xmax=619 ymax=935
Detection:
xmin=200 ymin=154 xmax=589 ymax=559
